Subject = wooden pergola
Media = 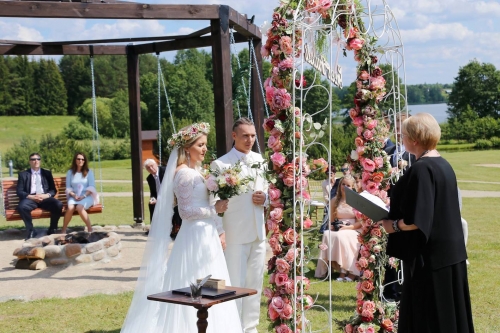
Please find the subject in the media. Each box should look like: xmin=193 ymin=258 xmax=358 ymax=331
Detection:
xmin=0 ymin=0 xmax=265 ymax=226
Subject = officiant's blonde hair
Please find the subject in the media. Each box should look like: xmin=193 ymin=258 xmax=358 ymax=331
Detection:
xmin=402 ymin=113 xmax=441 ymax=150
xmin=177 ymin=126 xmax=207 ymax=167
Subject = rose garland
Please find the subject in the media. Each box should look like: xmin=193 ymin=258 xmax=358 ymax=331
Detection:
xmin=262 ymin=1 xmax=399 ymax=332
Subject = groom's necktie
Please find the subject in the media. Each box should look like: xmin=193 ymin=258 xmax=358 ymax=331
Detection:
xmin=35 ymin=173 xmax=43 ymax=194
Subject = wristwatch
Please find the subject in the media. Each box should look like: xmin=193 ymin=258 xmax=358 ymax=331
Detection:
xmin=392 ymin=219 xmax=401 ymax=232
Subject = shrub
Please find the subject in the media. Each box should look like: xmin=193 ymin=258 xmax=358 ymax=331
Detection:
xmin=63 ymin=120 xmax=95 ymax=140
xmin=490 ymin=137 xmax=500 ymax=148
xmin=474 ymin=139 xmax=493 ymax=149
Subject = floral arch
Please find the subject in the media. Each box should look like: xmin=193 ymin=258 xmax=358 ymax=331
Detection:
xmin=261 ymin=0 xmax=408 ymax=332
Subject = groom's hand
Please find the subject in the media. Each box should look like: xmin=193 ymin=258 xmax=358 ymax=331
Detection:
xmin=219 ymin=233 xmax=226 ymax=250
xmin=252 ymin=191 xmax=266 ymax=206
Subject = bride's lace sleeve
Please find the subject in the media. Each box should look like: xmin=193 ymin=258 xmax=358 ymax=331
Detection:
xmin=174 ymin=169 xmax=216 ymax=220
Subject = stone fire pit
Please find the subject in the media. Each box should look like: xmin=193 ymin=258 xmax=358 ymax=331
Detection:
xmin=13 ymin=231 xmax=122 ymax=268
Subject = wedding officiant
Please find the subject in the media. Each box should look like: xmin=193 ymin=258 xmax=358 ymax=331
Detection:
xmin=378 ymin=113 xmax=474 ymax=332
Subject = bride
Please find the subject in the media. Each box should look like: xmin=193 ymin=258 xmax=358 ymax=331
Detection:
xmin=121 ymin=123 xmax=243 ymax=332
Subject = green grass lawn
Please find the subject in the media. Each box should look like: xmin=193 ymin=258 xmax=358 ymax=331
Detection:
xmin=0 ymin=116 xmax=76 ymax=153
xmin=0 ymin=151 xmax=499 ymax=332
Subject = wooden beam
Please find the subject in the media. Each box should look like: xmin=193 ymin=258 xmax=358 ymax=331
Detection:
xmin=0 ymin=2 xmax=221 ymax=20
xmin=211 ymin=7 xmax=234 ymax=157
xmin=134 ymin=36 xmax=213 ymax=55
xmin=0 ymin=44 xmax=127 ymax=55
xmin=126 ymin=45 xmax=145 ymax=225
xmin=228 ymin=7 xmax=262 ymax=39
xmin=250 ymin=39 xmax=265 ymax=154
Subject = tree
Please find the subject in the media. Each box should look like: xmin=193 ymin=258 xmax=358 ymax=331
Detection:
xmin=300 ymin=68 xmax=341 ymax=122
xmin=448 ymin=60 xmax=500 ymax=120
xmin=33 ymin=59 xmax=68 ymax=115
xmin=0 ymin=56 xmax=13 ymax=115
xmin=59 ymin=55 xmax=91 ymax=115
xmin=7 ymin=56 xmax=35 ymax=115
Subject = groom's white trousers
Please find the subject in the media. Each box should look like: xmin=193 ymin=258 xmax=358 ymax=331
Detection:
xmin=225 ymin=237 xmax=266 ymax=333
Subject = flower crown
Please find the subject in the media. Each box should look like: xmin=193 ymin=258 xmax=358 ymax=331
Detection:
xmin=168 ymin=122 xmax=210 ymax=149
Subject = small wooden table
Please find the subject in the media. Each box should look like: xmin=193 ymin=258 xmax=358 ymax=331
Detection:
xmin=147 ymin=286 xmax=257 ymax=333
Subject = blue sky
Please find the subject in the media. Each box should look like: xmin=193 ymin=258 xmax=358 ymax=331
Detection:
xmin=1 ymin=0 xmax=499 ymax=85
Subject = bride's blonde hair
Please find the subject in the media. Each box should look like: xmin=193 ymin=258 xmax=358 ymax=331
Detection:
xmin=176 ymin=130 xmax=207 ymax=167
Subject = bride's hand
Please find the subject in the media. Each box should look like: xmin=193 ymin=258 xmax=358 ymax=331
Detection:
xmin=215 ymin=200 xmax=229 ymax=214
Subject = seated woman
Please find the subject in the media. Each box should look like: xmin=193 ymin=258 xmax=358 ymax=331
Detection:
xmin=315 ymin=175 xmax=362 ymax=281
xmin=61 ymin=152 xmax=99 ymax=234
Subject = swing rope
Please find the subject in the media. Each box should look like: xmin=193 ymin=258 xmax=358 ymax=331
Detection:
xmin=90 ymin=55 xmax=104 ymax=208
xmin=0 ymin=153 xmax=5 ymax=217
xmin=156 ymin=53 xmax=162 ymax=163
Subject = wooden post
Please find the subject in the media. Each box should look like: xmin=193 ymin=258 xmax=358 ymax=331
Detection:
xmin=250 ymin=38 xmax=265 ymax=154
xmin=126 ymin=45 xmax=144 ymax=226
xmin=211 ymin=5 xmax=234 ymax=157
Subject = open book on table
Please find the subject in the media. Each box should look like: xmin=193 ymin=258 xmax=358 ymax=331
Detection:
xmin=345 ymin=187 xmax=389 ymax=221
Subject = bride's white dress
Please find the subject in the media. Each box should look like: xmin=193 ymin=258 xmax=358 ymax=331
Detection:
xmin=121 ymin=167 xmax=242 ymax=333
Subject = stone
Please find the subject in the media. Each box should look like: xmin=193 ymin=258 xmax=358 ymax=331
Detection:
xmin=118 ymin=225 xmax=132 ymax=229
xmin=4 ymin=228 xmax=22 ymax=235
xmin=92 ymin=225 xmax=103 ymax=230
xmin=107 ymin=245 xmax=119 ymax=257
xmin=92 ymin=250 xmax=106 ymax=261
xmin=44 ymin=245 xmax=62 ymax=258
xmin=13 ymin=246 xmax=45 ymax=259
xmin=74 ymin=254 xmax=92 ymax=264
xmin=84 ymin=241 xmax=103 ymax=253
xmin=50 ymin=258 xmax=69 ymax=266
xmin=102 ymin=225 xmax=116 ymax=231
xmin=65 ymin=244 xmax=82 ymax=258
xmin=40 ymin=236 xmax=53 ymax=246
xmin=117 ymin=241 xmax=122 ymax=251
xmin=101 ymin=238 xmax=111 ymax=248
xmin=23 ymin=240 xmax=42 ymax=247
xmin=15 ymin=259 xmax=46 ymax=270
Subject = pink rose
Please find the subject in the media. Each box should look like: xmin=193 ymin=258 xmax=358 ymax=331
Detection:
xmin=297 ymin=190 xmax=311 ymax=202
xmin=284 ymin=248 xmax=297 ymax=262
xmin=362 ymin=269 xmax=374 ymax=280
xmin=275 ymin=273 xmax=289 ymax=286
xmin=369 ymin=75 xmax=386 ymax=90
xmin=270 ymin=207 xmax=284 ymax=222
xmin=296 ymin=276 xmax=310 ymax=290
xmin=267 ymin=219 xmax=279 ymax=233
xmin=361 ymin=280 xmax=375 ymax=293
xmin=261 ymin=45 xmax=270 ymax=58
xmin=278 ymin=57 xmax=294 ymax=71
xmin=265 ymin=86 xmax=275 ymax=105
xmin=360 ymin=247 xmax=370 ymax=258
xmin=275 ymin=258 xmax=290 ymax=273
xmin=370 ymin=227 xmax=382 ymax=238
xmin=269 ymin=272 xmax=276 ymax=284
xmin=205 ymin=177 xmax=219 ymax=192
xmin=363 ymin=129 xmax=374 ymax=141
xmin=283 ymin=175 xmax=294 ymax=187
xmin=352 ymin=116 xmax=364 ymax=127
xmin=268 ymin=135 xmax=283 ymax=152
xmin=357 ymin=126 xmax=363 ymax=136
xmin=263 ymin=117 xmax=276 ymax=132
xmin=382 ymin=319 xmax=394 ymax=332
xmin=276 ymin=324 xmax=293 ymax=333
xmin=279 ymin=36 xmax=293 ymax=55
xmin=268 ymin=306 xmax=280 ymax=320
xmin=270 ymin=199 xmax=284 ymax=208
xmin=365 ymin=181 xmax=379 ymax=194
xmin=280 ymin=304 xmax=293 ymax=319
xmin=347 ymin=37 xmax=364 ymax=50
xmin=374 ymin=156 xmax=384 ymax=168
xmin=361 ymin=158 xmax=376 ymax=172
xmin=365 ymin=119 xmax=378 ymax=130
xmin=283 ymin=279 xmax=295 ymax=294
xmin=268 ymin=186 xmax=282 ymax=201
xmin=271 ymin=296 xmax=285 ymax=312
xmin=349 ymin=108 xmax=360 ymax=119
xmin=379 ymin=190 xmax=388 ymax=202
xmin=362 ymin=300 xmax=376 ymax=313
xmin=358 ymin=70 xmax=369 ymax=81
xmin=282 ymin=228 xmax=297 ymax=245
xmin=357 ymin=257 xmax=369 ymax=269
xmin=263 ymin=287 xmax=274 ymax=299
xmin=303 ymin=217 xmax=313 ymax=229
xmin=345 ymin=324 xmax=354 ymax=333
xmin=355 ymin=136 xmax=365 ymax=147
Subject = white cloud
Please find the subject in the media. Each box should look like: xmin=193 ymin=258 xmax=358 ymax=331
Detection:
xmin=401 ymin=23 xmax=473 ymax=43
xmin=0 ymin=21 xmax=44 ymax=41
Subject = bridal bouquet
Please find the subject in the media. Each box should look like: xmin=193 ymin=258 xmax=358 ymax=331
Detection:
xmin=204 ymin=162 xmax=253 ymax=217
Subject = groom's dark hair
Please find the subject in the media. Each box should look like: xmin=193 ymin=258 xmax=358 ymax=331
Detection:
xmin=232 ymin=117 xmax=254 ymax=131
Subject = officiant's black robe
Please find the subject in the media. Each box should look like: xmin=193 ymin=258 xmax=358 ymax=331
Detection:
xmin=387 ymin=156 xmax=474 ymax=333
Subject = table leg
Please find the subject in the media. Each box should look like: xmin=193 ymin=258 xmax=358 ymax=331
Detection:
xmin=196 ymin=306 xmax=210 ymax=333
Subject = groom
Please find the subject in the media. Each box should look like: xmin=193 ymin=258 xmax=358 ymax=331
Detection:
xmin=211 ymin=118 xmax=268 ymax=333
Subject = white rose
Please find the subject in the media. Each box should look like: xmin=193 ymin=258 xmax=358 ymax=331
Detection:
xmin=350 ymin=150 xmax=359 ymax=161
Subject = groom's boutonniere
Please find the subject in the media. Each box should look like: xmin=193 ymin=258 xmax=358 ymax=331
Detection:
xmin=204 ymin=161 xmax=253 ymax=217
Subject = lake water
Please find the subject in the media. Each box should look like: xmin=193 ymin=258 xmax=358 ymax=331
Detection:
xmin=408 ymin=103 xmax=449 ymax=124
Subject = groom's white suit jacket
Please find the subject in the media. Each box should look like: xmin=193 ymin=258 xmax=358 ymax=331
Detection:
xmin=211 ymin=148 xmax=268 ymax=245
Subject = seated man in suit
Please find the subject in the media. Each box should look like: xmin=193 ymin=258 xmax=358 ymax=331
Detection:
xmin=387 ymin=113 xmax=416 ymax=170
xmin=16 ymin=152 xmax=63 ymax=240
xmin=144 ymin=159 xmax=165 ymax=235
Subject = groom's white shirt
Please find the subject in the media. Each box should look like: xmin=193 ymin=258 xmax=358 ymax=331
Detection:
xmin=210 ymin=147 xmax=267 ymax=244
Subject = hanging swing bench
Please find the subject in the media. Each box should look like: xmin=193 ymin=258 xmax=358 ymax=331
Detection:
xmin=0 ymin=53 xmax=104 ymax=222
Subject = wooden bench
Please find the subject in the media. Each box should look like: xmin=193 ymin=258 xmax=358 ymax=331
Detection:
xmin=1 ymin=177 xmax=103 ymax=221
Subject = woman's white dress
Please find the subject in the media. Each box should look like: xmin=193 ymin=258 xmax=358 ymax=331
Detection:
xmin=121 ymin=167 xmax=242 ymax=333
